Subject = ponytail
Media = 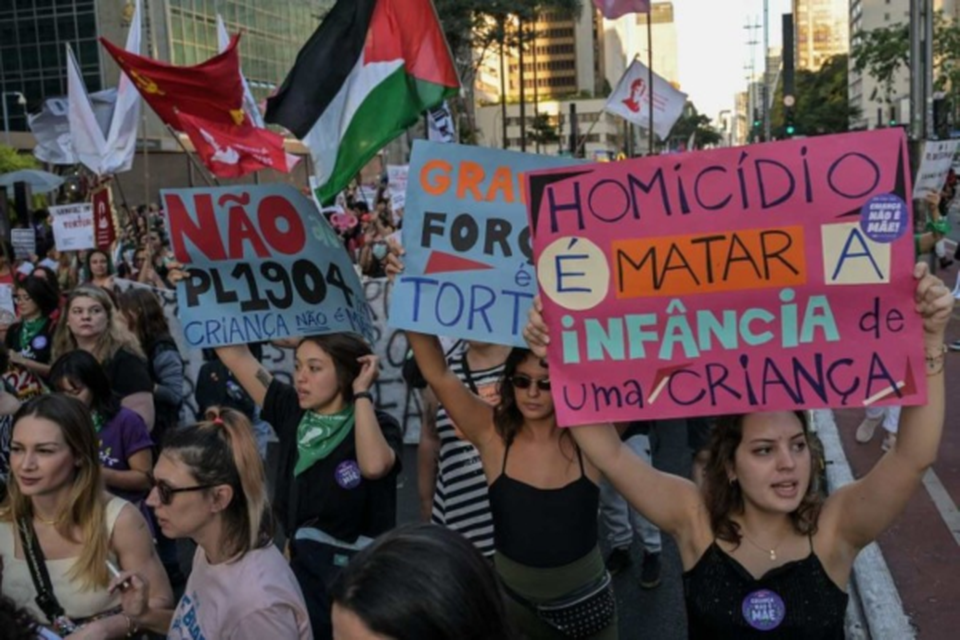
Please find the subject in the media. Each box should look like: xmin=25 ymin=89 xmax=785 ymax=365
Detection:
xmin=162 ymin=408 xmax=272 ymax=559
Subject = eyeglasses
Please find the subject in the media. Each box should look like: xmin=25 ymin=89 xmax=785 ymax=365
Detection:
xmin=153 ymin=479 xmax=216 ymax=505
xmin=509 ymin=374 xmax=551 ymax=391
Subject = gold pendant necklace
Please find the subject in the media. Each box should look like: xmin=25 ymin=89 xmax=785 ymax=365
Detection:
xmin=741 ymin=531 xmax=782 ymax=561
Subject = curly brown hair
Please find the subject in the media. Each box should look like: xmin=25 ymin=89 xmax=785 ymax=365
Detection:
xmin=703 ymin=411 xmax=824 ymax=547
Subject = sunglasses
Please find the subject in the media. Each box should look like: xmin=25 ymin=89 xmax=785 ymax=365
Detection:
xmin=509 ymin=374 xmax=551 ymax=391
xmin=153 ymin=479 xmax=216 ymax=505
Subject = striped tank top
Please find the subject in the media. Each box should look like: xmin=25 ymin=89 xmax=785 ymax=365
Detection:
xmin=431 ymin=354 xmax=504 ymax=557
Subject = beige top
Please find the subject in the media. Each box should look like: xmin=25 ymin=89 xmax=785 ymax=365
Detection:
xmin=0 ymin=496 xmax=126 ymax=623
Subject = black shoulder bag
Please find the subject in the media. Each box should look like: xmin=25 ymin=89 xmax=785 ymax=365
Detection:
xmin=16 ymin=516 xmax=79 ymax=635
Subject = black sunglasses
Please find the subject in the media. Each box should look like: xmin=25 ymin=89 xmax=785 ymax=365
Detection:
xmin=510 ymin=374 xmax=551 ymax=391
xmin=153 ymin=479 xmax=216 ymax=505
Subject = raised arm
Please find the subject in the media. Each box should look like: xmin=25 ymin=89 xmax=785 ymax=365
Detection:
xmin=214 ymin=344 xmax=270 ymax=408
xmin=525 ymin=297 xmax=704 ymax=541
xmin=406 ymin=331 xmax=496 ymax=450
xmin=384 ymin=253 xmax=496 ymax=450
xmin=825 ymin=263 xmax=952 ymax=551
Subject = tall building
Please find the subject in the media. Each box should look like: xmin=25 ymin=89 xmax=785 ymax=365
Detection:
xmin=793 ymin=0 xmax=849 ymax=71
xmin=479 ymin=8 xmax=602 ymax=104
xmin=0 ymin=0 xmax=333 ymax=138
xmin=847 ymin=0 xmax=909 ymax=131
xmin=602 ymin=2 xmax=679 ymax=90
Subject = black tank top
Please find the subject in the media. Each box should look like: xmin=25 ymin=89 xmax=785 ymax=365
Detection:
xmin=488 ymin=441 xmax=598 ymax=568
xmin=683 ymin=541 xmax=848 ymax=639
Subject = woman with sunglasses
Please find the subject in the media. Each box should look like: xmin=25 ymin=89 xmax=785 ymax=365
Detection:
xmin=49 ymin=351 xmax=153 ymax=507
xmin=51 ymin=286 xmax=155 ymax=431
xmin=523 ymin=263 xmax=951 ymax=638
xmin=109 ymin=409 xmax=312 ymax=639
xmin=386 ymin=257 xmax=617 ymax=640
xmin=214 ymin=334 xmax=401 ymax=639
xmin=0 ymin=394 xmax=171 ymax=638
xmin=5 ymin=275 xmax=59 ymax=400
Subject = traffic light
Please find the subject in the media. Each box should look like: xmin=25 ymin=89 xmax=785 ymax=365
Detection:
xmin=889 ymin=105 xmax=898 ymax=127
xmin=753 ymin=108 xmax=761 ymax=129
xmin=784 ymin=108 xmax=796 ymax=137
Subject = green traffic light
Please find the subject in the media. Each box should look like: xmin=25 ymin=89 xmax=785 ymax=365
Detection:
xmin=785 ymin=125 xmax=795 ymax=135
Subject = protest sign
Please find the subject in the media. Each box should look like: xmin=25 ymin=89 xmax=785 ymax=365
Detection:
xmin=92 ymin=184 xmax=117 ymax=249
xmin=526 ymin=128 xmax=925 ymax=425
xmin=162 ymin=184 xmax=375 ymax=349
xmin=389 ymin=141 xmax=579 ymax=346
xmin=912 ymin=140 xmax=960 ymax=199
xmin=0 ymin=284 xmax=14 ymax=317
xmin=50 ymin=203 xmax=95 ymax=251
xmin=11 ymin=229 xmax=35 ymax=260
xmin=387 ymin=164 xmax=409 ymax=211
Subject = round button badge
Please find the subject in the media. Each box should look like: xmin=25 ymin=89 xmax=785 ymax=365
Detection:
xmin=741 ymin=589 xmax=786 ymax=631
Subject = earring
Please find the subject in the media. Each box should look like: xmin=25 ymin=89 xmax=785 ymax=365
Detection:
xmin=728 ymin=477 xmax=737 ymax=486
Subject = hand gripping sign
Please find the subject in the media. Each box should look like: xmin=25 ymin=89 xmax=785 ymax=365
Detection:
xmin=525 ymin=129 xmax=925 ymax=426
xmin=162 ymin=184 xmax=374 ymax=349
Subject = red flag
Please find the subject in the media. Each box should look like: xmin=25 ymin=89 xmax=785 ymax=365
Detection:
xmin=100 ymin=35 xmax=246 ymax=130
xmin=178 ymin=113 xmax=300 ymax=179
xmin=91 ymin=185 xmax=116 ymax=249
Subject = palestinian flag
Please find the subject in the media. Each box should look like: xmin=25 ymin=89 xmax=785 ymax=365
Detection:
xmin=265 ymin=0 xmax=459 ymax=204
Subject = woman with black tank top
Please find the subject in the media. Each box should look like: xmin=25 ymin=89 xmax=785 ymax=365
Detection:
xmin=391 ymin=254 xmax=617 ymax=639
xmin=524 ymin=262 xmax=951 ymax=639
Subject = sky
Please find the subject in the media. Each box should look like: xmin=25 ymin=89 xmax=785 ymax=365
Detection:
xmin=674 ymin=0 xmax=792 ymax=122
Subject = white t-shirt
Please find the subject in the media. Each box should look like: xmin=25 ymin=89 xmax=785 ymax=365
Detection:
xmin=168 ymin=545 xmax=312 ymax=640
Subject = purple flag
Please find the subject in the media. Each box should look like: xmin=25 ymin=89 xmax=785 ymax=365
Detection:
xmin=593 ymin=0 xmax=651 ymax=19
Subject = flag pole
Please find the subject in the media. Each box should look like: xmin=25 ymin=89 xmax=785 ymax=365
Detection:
xmin=646 ymin=6 xmax=655 ymax=154
xmin=575 ymin=117 xmax=601 ymax=157
xmin=164 ymin=124 xmax=219 ymax=187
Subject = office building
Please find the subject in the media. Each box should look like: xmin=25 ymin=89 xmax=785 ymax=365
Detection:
xmin=602 ymin=2 xmax=679 ymax=90
xmin=794 ymin=0 xmax=849 ymax=71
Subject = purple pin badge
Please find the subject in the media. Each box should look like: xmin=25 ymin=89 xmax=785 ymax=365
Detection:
xmin=741 ymin=589 xmax=786 ymax=631
xmin=860 ymin=193 xmax=908 ymax=243
xmin=335 ymin=460 xmax=362 ymax=490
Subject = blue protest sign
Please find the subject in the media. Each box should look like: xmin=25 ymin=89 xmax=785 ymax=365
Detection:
xmin=388 ymin=141 xmax=579 ymax=346
xmin=162 ymin=184 xmax=374 ymax=348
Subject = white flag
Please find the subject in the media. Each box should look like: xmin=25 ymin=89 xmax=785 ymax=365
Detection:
xmin=217 ymin=15 xmax=264 ymax=128
xmin=427 ymin=102 xmax=455 ymax=143
xmin=68 ymin=0 xmax=142 ymax=175
xmin=605 ymin=58 xmax=687 ymax=140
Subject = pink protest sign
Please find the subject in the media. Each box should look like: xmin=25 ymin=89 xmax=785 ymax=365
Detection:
xmin=526 ymin=129 xmax=925 ymax=426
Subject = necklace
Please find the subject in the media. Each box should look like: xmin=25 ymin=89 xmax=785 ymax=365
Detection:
xmin=740 ymin=530 xmax=784 ymax=561
xmin=34 ymin=512 xmax=62 ymax=526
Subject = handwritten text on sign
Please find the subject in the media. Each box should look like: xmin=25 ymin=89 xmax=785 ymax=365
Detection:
xmin=389 ymin=141 xmax=578 ymax=346
xmin=162 ymin=184 xmax=374 ymax=348
xmin=51 ymin=203 xmax=95 ymax=252
xmin=526 ymin=129 xmax=925 ymax=425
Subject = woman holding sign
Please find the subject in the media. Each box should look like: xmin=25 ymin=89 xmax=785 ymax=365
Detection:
xmin=385 ymin=257 xmax=618 ymax=640
xmin=523 ymin=263 xmax=952 ymax=639
xmin=214 ymin=334 xmax=402 ymax=640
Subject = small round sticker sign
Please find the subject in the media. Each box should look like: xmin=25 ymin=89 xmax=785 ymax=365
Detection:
xmin=335 ymin=460 xmax=362 ymax=490
xmin=860 ymin=193 xmax=908 ymax=243
xmin=741 ymin=589 xmax=786 ymax=631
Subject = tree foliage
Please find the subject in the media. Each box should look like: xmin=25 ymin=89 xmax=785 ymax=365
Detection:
xmin=668 ymin=103 xmax=722 ymax=149
xmin=0 ymin=144 xmax=38 ymax=174
xmin=771 ymin=54 xmax=860 ymax=137
xmin=851 ymin=11 xmax=960 ymax=103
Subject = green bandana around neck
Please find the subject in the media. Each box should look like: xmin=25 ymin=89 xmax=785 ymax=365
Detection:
xmin=91 ymin=410 xmax=105 ymax=433
xmin=293 ymin=405 xmax=356 ymax=476
xmin=19 ymin=317 xmax=46 ymax=353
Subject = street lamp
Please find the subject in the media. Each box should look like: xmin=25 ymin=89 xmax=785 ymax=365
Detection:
xmin=3 ymin=91 xmax=27 ymax=146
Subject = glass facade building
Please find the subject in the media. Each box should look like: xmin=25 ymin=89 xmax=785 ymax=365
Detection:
xmin=0 ymin=0 xmax=332 ymax=135
xmin=0 ymin=0 xmax=103 ymax=132
xmin=168 ymin=0 xmax=331 ymax=97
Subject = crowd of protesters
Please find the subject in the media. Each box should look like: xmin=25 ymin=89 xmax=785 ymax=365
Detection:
xmin=0 ymin=172 xmax=953 ymax=640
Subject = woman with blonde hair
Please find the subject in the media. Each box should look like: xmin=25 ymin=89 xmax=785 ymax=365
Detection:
xmin=110 ymin=409 xmax=312 ymax=639
xmin=52 ymin=286 xmax=155 ymax=430
xmin=0 ymin=394 xmax=172 ymax=637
